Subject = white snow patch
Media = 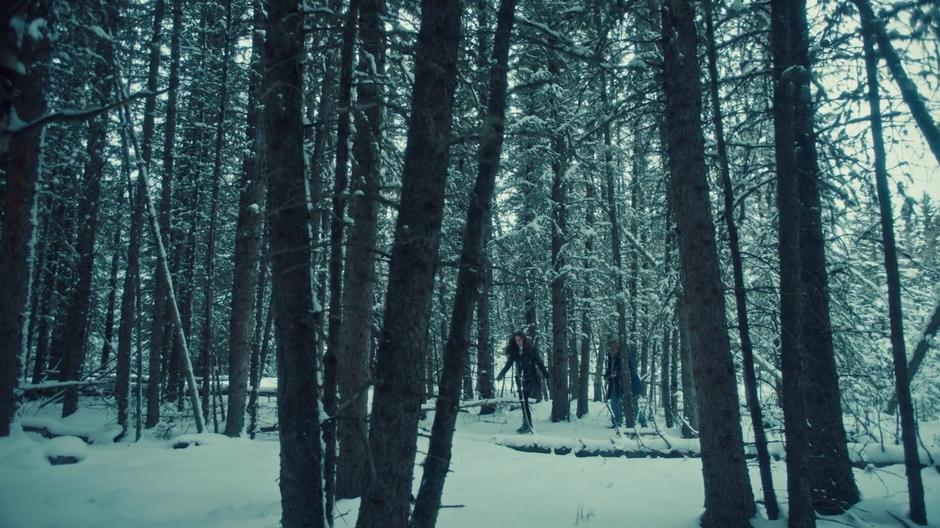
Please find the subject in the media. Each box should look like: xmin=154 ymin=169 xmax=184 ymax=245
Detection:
xmin=1 ymin=401 xmax=937 ymax=527
xmin=43 ymin=436 xmax=88 ymax=463
xmin=27 ymin=18 xmax=47 ymax=41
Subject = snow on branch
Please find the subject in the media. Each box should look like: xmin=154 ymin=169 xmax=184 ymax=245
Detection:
xmin=1 ymin=88 xmax=166 ymax=138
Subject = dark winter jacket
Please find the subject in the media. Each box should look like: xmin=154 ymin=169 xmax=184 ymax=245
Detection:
xmin=605 ymin=350 xmax=644 ymax=397
xmin=497 ymin=345 xmax=550 ymax=386
xmin=604 ymin=351 xmax=623 ymax=395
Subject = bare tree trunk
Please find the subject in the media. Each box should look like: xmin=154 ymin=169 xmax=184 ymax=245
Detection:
xmin=410 ymin=1 xmax=514 ymax=525
xmin=100 ymin=226 xmax=122 ymax=368
xmin=577 ymin=301 xmax=591 ymax=417
xmin=31 ymin=212 xmax=64 ymax=385
xmin=601 ymin=77 xmax=633 ymax=426
xmin=549 ymin=113 xmax=569 ymax=423
xmin=225 ymin=1 xmax=267 ymax=437
xmin=770 ymin=0 xmax=814 ymax=523
xmin=477 ymin=243 xmax=495 ymax=414
xmin=670 ymin=325 xmax=679 ymax=425
xmin=0 ymin=0 xmax=53 ymax=436
xmin=142 ymin=0 xmax=168 ymax=428
xmin=199 ymin=0 xmax=233 ymax=429
xmin=474 ymin=8 xmax=495 ymax=410
xmin=117 ymin=129 xmax=145 ymax=437
xmin=576 ymin=172 xmax=597 ymax=417
xmin=335 ymin=0 xmax=385 ymax=500
xmin=247 ymin=260 xmax=271 ymax=440
xmin=661 ymin=319 xmax=671 ymax=427
xmin=676 ymin=294 xmax=697 ymax=436
xmin=702 ymin=0 xmax=778 ymax=518
xmin=860 ymin=16 xmax=926 ymax=524
xmin=355 ymin=0 xmax=461 ymax=525
xmin=58 ymin=0 xmax=119 ymax=418
xmin=628 ymin=128 xmax=643 ymax=418
xmin=783 ymin=0 xmax=860 ymax=514
xmin=135 ymin=275 xmax=143 ymax=441
xmin=661 ymin=2 xmax=756 ymax=525
xmin=307 ymin=2 xmax=340 ymax=277
xmin=23 ymin=216 xmax=50 ymax=382
xmin=261 ymin=0 xmax=325 ymax=525
xmin=567 ymin=293 xmax=579 ymax=404
xmin=323 ymin=1 xmax=361 ymax=515
xmin=147 ymin=0 xmax=182 ymax=425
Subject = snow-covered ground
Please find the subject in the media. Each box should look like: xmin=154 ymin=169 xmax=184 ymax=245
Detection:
xmin=1 ymin=398 xmax=938 ymax=528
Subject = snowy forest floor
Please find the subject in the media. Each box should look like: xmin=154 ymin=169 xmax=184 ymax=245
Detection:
xmin=2 ymin=396 xmax=939 ymax=528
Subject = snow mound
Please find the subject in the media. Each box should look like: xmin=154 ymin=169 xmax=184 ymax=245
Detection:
xmin=43 ymin=436 xmax=88 ymax=465
xmin=20 ymin=416 xmax=122 ymax=444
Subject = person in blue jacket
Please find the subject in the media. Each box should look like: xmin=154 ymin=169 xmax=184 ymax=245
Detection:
xmin=496 ymin=331 xmax=549 ymax=433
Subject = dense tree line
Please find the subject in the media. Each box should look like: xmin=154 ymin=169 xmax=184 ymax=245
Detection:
xmin=1 ymin=0 xmax=938 ymax=527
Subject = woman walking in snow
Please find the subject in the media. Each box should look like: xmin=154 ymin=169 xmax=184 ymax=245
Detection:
xmin=496 ymin=331 xmax=550 ymax=433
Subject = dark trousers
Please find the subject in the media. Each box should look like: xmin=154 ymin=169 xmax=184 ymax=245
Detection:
xmin=608 ymin=382 xmax=623 ymax=426
xmin=517 ymin=377 xmax=536 ymax=428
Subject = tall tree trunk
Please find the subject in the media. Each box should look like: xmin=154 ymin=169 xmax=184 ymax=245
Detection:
xmin=770 ymin=0 xmax=814 ymax=523
xmin=307 ymin=1 xmax=340 ymax=281
xmin=355 ymin=0 xmax=461 ymax=525
xmin=786 ymin=0 xmax=860 ymax=514
xmin=116 ymin=128 xmax=144 ymax=437
xmin=142 ymin=0 xmax=168 ymax=428
xmin=324 ymin=1 xmax=361 ymax=515
xmin=147 ymin=0 xmax=183 ymax=425
xmin=477 ymin=240 xmax=495 ymax=414
xmin=31 ymin=210 xmax=64 ymax=385
xmin=601 ymin=74 xmax=634 ymax=426
xmin=676 ymin=294 xmax=697 ymax=436
xmin=661 ymin=318 xmax=671 ymax=427
xmin=860 ymin=16 xmax=927 ymax=525
xmin=410 ymin=1 xmax=514 ymax=525
xmin=702 ymin=0 xmax=778 ymax=519
xmin=0 ymin=0 xmax=53 ymax=436
xmin=628 ymin=127 xmax=643 ymax=407
xmin=660 ymin=1 xmax=756 ymax=526
xmin=135 ymin=269 xmax=144 ymax=441
xmin=23 ymin=212 xmax=50 ymax=380
xmin=335 ymin=0 xmax=385 ymax=500
xmin=35 ymin=192 xmax=76 ymax=384
xmin=100 ymin=226 xmax=122 ymax=368
xmin=567 ymin=293 xmax=579 ymax=404
xmin=225 ymin=0 xmax=267 ymax=437
xmin=549 ymin=127 xmax=569 ymax=422
xmin=199 ymin=0 xmax=233 ymax=428
xmin=670 ymin=325 xmax=679 ymax=425
xmin=247 ymin=258 xmax=271 ymax=440
xmin=577 ymin=292 xmax=591 ymax=417
xmin=177 ymin=182 xmax=201 ymax=411
xmin=261 ymin=0 xmax=325 ymax=525
xmin=58 ymin=6 xmax=114 ymax=415
xmin=577 ymin=169 xmax=597 ymax=417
